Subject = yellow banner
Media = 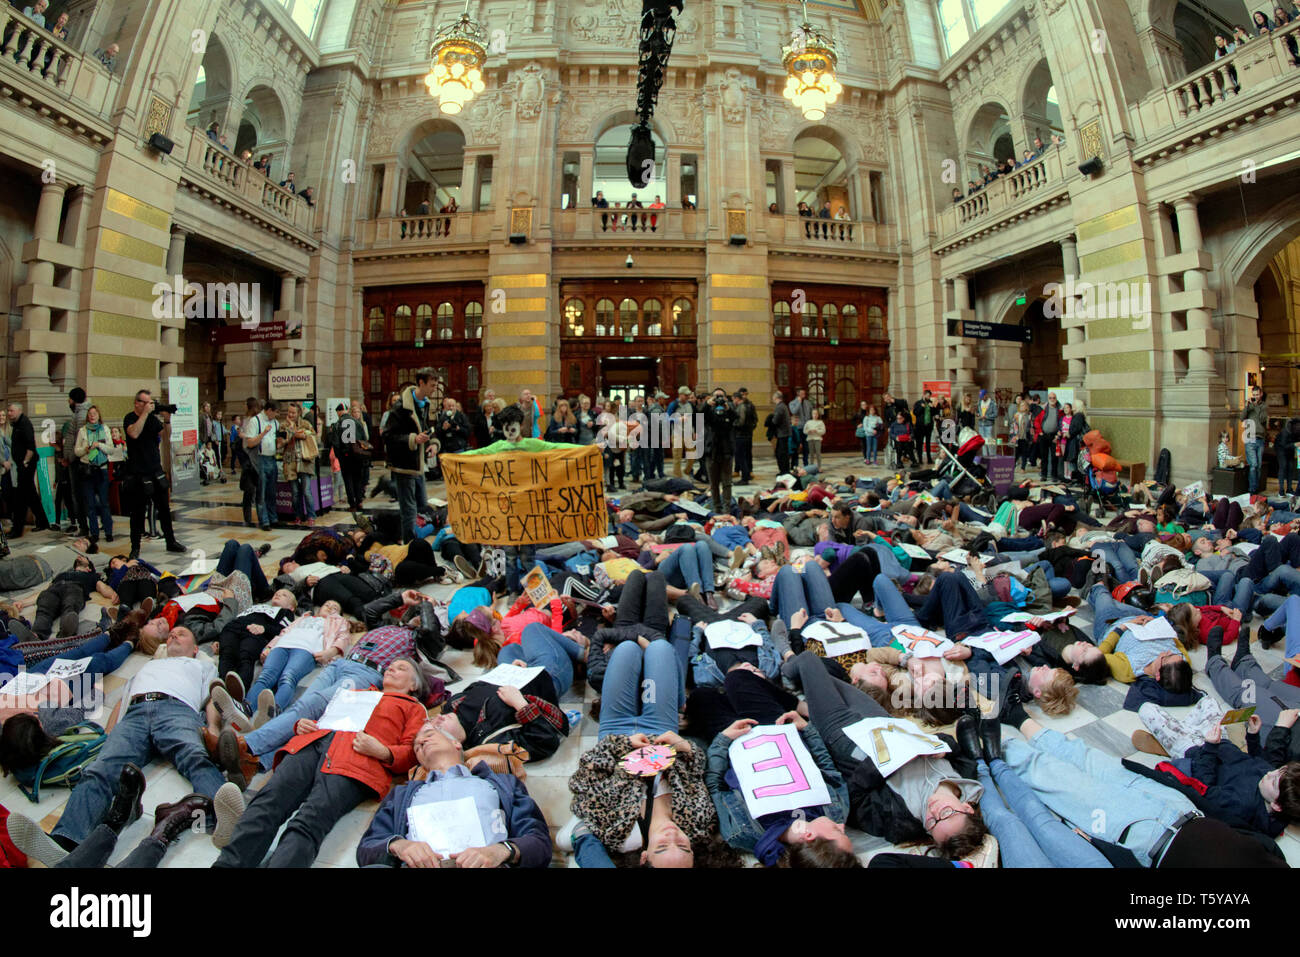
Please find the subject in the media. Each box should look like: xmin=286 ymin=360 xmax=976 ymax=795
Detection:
xmin=442 ymin=445 xmax=608 ymax=546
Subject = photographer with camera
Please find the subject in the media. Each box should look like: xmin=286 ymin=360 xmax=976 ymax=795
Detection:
xmin=122 ymin=389 xmax=186 ymax=558
xmin=703 ymin=386 xmax=739 ymax=513
xmin=436 ymin=396 xmax=470 ymax=456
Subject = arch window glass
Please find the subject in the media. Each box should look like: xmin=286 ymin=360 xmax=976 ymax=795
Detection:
xmin=867 ymin=305 xmax=884 ymax=339
xmin=367 ymin=306 xmax=384 ymax=342
xmin=821 ymin=304 xmax=839 ymax=340
xmin=800 ymin=302 xmax=818 ymax=337
xmin=842 ymin=304 xmax=859 ymax=339
xmin=595 ymin=299 xmax=616 ymax=336
xmin=938 ymin=0 xmax=970 ymax=56
xmin=465 ymin=302 xmax=483 ymax=339
xmin=565 ymin=299 xmax=586 ymax=337
xmin=436 ymin=302 xmax=455 ymax=340
xmin=370 ymin=369 xmax=381 ymax=394
xmin=415 ymin=303 xmax=434 ymax=341
xmin=777 ymin=363 xmax=790 ymax=388
xmin=834 ymin=369 xmax=856 ymax=421
xmin=774 ymin=301 xmax=792 ymax=337
xmin=671 ymin=298 xmax=694 ymax=337
xmin=467 ymin=365 xmax=480 ymax=392
xmin=644 ymin=299 xmax=662 ymax=336
xmin=393 ymin=304 xmax=412 ymax=342
xmin=806 ymin=364 xmax=828 ymax=410
xmin=619 ymin=298 xmax=638 ymax=337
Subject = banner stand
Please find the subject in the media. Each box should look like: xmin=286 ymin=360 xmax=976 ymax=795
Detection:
xmin=266 ymin=366 xmax=329 ymax=515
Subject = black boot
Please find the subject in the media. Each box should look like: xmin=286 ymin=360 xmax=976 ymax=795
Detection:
xmin=955 ymin=714 xmax=980 ymax=762
xmin=102 ymin=763 xmax=146 ymax=834
xmin=979 ymin=719 xmax=1003 ymax=762
xmin=1258 ymin=624 xmax=1284 ymax=649
xmin=1231 ymin=627 xmax=1254 ymax=669
xmin=1205 ymin=624 xmax=1224 ymax=662
xmin=997 ymin=672 xmax=1030 ymax=728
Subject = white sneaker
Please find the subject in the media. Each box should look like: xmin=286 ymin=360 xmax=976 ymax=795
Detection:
xmin=555 ymin=815 xmax=590 ymax=853
xmin=212 ymin=781 xmax=245 ymax=848
xmin=5 ymin=812 xmax=68 ymax=867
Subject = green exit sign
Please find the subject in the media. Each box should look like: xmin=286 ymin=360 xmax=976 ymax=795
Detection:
xmin=1015 ymin=294 xmax=1027 ymax=305
xmin=830 ymin=338 xmax=839 ymax=346
xmin=624 ymin=335 xmax=634 ymax=343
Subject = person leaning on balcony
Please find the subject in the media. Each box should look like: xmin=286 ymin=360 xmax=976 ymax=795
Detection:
xmin=1232 ymin=23 xmax=1252 ymax=44
xmin=21 ymin=0 xmax=47 ymax=29
xmin=1272 ymin=7 xmax=1300 ymax=63
xmin=951 ymin=187 xmax=964 ymax=204
xmin=206 ymin=122 xmax=221 ymax=144
xmin=1032 ymin=135 xmax=1046 ymax=155
xmin=48 ymin=11 xmax=67 ymax=39
xmin=280 ymin=172 xmax=297 ymax=194
xmin=593 ymin=190 xmax=610 ymax=231
xmin=649 ymin=194 xmax=665 ymax=231
xmin=1214 ymin=33 xmax=1237 ymax=57
xmin=94 ymin=43 xmax=118 ymax=71
xmin=966 ymin=179 xmax=980 ymax=195
xmin=300 ymin=187 xmax=315 ymax=207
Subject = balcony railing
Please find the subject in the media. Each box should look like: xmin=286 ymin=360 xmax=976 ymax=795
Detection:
xmin=0 ymin=7 xmax=120 ymax=119
xmin=358 ymin=212 xmax=495 ymax=248
xmin=938 ymin=147 xmax=1070 ymax=239
xmin=765 ymin=214 xmax=897 ymax=251
xmin=553 ymin=206 xmax=702 ymax=242
xmin=1167 ymin=20 xmax=1300 ymax=119
xmin=179 ymin=127 xmax=315 ymax=234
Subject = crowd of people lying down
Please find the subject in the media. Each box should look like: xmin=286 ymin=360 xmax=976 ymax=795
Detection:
xmin=0 ymin=415 xmax=1297 ymax=868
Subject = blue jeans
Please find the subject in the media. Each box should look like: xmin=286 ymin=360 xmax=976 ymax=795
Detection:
xmin=976 ymin=759 xmax=1110 ymax=868
xmin=1030 ymin=560 xmax=1071 ymax=600
xmin=629 ymin=448 xmax=647 ymax=481
xmin=1089 ymin=541 xmax=1138 ymax=582
xmin=1212 ymin=572 xmax=1254 ymax=621
xmin=790 ymin=427 xmax=808 ymax=466
xmin=255 ymin=455 xmax=278 ymax=527
xmin=243 ymin=658 xmax=381 ymax=769
xmin=292 ymin=474 xmax=316 ymax=521
xmin=659 ymin=541 xmax=714 ymax=593
xmin=1088 ymin=582 xmax=1145 ymax=642
xmin=597 ymin=640 xmax=682 ymax=739
xmin=52 ymin=698 xmax=225 ymax=845
xmin=393 ymin=472 xmax=428 ymax=543
xmin=573 ymin=830 xmax=616 ymax=868
xmin=28 ymin=631 xmax=132 ymax=678
xmin=79 ymin=468 xmax=112 ymax=539
xmin=216 ymin=539 xmax=271 ymax=598
xmin=499 ymin=623 xmax=583 ymax=701
xmin=864 ymin=434 xmax=877 ymax=463
xmin=768 ymin=563 xmax=838 ymax=628
xmin=1264 ymin=595 xmax=1300 ymax=679
xmin=1246 ymin=439 xmax=1264 ymax=493
xmin=246 ymin=646 xmax=317 ymax=711
xmin=1003 ymin=728 xmax=1197 ymax=867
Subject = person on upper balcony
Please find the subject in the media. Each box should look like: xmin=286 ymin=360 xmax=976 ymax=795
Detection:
xmin=94 ymin=42 xmax=119 ymax=71
xmin=1032 ymin=135 xmax=1046 ymax=155
xmin=206 ymin=121 xmax=221 ymax=143
xmin=49 ymin=11 xmax=68 ymax=39
xmin=300 ymin=186 xmax=315 ymax=207
xmin=951 ymin=188 xmax=964 ymax=204
xmin=21 ymin=0 xmax=47 ymax=29
xmin=280 ymin=172 xmax=297 ymax=194
xmin=1214 ymin=33 xmax=1237 ymax=57
xmin=967 ymin=179 xmax=980 ymax=194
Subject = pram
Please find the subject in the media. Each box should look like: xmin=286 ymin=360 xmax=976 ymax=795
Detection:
xmin=198 ymin=445 xmax=225 ymax=485
xmin=936 ymin=428 xmax=996 ymax=509
xmin=1079 ymin=429 xmax=1127 ymax=517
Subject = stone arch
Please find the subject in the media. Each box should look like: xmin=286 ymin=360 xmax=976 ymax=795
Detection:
xmin=1223 ymin=192 xmax=1300 ymax=294
xmin=238 ymin=80 xmax=290 ymax=143
xmin=395 ymin=115 xmax=473 ymax=161
xmin=964 ymin=99 xmax=1017 ymax=178
xmin=1018 ymin=57 xmax=1063 ymax=150
xmin=590 ymin=109 xmax=673 ymax=148
xmin=780 ymin=122 xmax=862 ymax=167
xmin=186 ymin=32 xmax=238 ymax=131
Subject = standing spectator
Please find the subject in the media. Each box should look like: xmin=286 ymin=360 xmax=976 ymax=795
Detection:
xmin=1276 ymin=417 xmax=1300 ymax=496
xmin=21 ymin=1 xmax=48 ymax=28
xmin=74 ymin=405 xmax=114 ymax=547
xmin=228 ymin=414 xmax=243 ymax=472
xmin=771 ymin=390 xmax=792 ymax=476
xmin=788 ymin=386 xmax=810 ymax=468
xmin=1010 ymin=399 xmax=1032 ymax=472
xmin=627 ymin=395 xmax=649 ymax=481
xmin=593 ymin=190 xmax=610 ymax=231
xmin=469 ymin=389 xmax=497 ymax=448
xmin=859 ymin=403 xmax=882 ymax=466
xmin=435 ymin=396 xmax=470 ymax=454
xmin=122 ymin=390 xmax=185 ymax=557
xmin=574 ymin=394 xmax=597 ymax=446
xmin=515 ymin=389 xmax=543 ymax=439
xmin=0 ymin=408 xmax=13 ymax=528
xmin=94 ymin=43 xmax=119 ymax=71
xmin=817 ymin=200 xmax=832 ymax=238
xmin=646 ymin=392 xmax=667 ymax=479
xmin=1035 ymin=391 xmax=1063 ymax=482
xmin=279 ymin=172 xmax=297 ymax=194
xmin=7 ymin=402 xmax=48 ymax=538
xmin=278 ymin=404 xmax=317 ymax=528
xmin=60 ymin=387 xmax=90 ymax=536
xmin=626 ymin=192 xmax=645 ymax=231
xmin=958 ymin=393 xmax=977 ymax=431
xmin=1242 ymin=385 xmax=1268 ymax=494
xmin=976 ymin=390 xmax=998 ymax=445
xmin=733 ymin=388 xmax=757 ymax=485
xmin=803 ymin=406 xmax=826 ymax=469
xmin=383 ymin=367 xmax=437 ymax=542
xmin=1065 ymin=400 xmax=1089 ymax=480
xmin=702 ymin=387 xmax=739 ymax=510
xmin=337 ymin=400 xmax=371 ymax=513
xmin=648 ymin=194 xmax=665 ymax=231
xmin=242 ymin=397 xmax=280 ymax=531
xmin=668 ymin=387 xmax=695 ymax=478
xmin=213 ymin=409 xmax=226 ymax=466
xmin=912 ymin=390 xmax=935 ymax=465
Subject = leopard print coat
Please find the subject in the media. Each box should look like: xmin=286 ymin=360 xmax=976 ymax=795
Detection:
xmin=569 ymin=734 xmax=718 ymax=852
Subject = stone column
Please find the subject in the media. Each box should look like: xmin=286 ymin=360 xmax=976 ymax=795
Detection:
xmin=947 ymin=275 xmax=977 ymax=391
xmin=159 ymin=229 xmax=186 ymax=381
xmin=1061 ymin=235 xmax=1085 ymax=387
xmin=274 ymin=274 xmax=298 ymax=367
xmin=578 ymin=149 xmax=594 ymax=206
xmin=14 ymin=180 xmax=68 ymax=391
xmin=378 ymin=160 xmax=398 ymax=215
xmin=461 ymin=154 xmax=479 ymax=212
xmin=665 ymin=149 xmax=680 ymax=208
xmin=780 ymin=157 xmax=796 ymax=215
xmin=1172 ymin=195 xmax=1218 ymax=381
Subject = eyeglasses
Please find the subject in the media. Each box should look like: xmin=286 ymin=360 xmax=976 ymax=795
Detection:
xmin=924 ymin=806 xmax=971 ymax=831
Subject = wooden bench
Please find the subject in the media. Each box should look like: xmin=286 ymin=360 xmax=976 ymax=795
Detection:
xmin=1115 ymin=459 xmax=1146 ymax=486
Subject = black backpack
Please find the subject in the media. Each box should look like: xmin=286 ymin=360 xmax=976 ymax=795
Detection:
xmin=1154 ymin=447 xmax=1171 ymax=485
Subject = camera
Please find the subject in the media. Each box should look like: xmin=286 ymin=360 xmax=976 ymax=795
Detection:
xmin=154 ymin=402 xmax=178 ymax=414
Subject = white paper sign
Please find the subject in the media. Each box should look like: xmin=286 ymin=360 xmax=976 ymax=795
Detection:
xmin=940 ymin=548 xmax=970 ymax=565
xmin=728 ymin=724 xmax=832 ymax=818
xmin=476 ymin=663 xmax=546 ymax=689
xmin=317 ymin=689 xmax=383 ymax=732
xmin=0 ymin=671 xmax=52 ymax=697
xmin=962 ymin=630 xmax=1040 ymax=665
xmin=1125 ymin=617 xmax=1178 ymax=643
xmin=674 ymin=498 xmax=710 ymax=517
xmin=172 ymin=593 xmax=220 ymax=614
xmin=803 ymin=620 xmax=873 ymax=657
xmin=1231 ymin=542 xmax=1258 ymax=557
xmin=891 ymin=624 xmax=954 ymax=658
xmin=899 ymin=543 xmax=932 ymax=560
xmin=405 ymin=796 xmax=487 ymax=858
xmin=999 ymin=608 xmax=1076 ymax=624
xmin=1181 ymin=481 xmax=1205 ymax=498
xmin=704 ymin=620 xmax=762 ymax=651
xmin=1228 ymin=493 xmax=1252 ymax=510
xmin=274 ymin=618 xmax=326 ymax=654
xmin=44 ymin=657 xmax=92 ymax=680
xmin=841 ymin=716 xmax=951 ymax=778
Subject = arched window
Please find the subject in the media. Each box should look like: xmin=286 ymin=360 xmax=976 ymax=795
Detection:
xmin=370 ymin=369 xmax=381 ymax=394
xmin=393 ymin=304 xmax=412 ymax=342
xmin=465 ymin=301 xmax=483 ymax=339
xmin=436 ymin=302 xmax=454 ymax=340
xmin=415 ymin=303 xmax=433 ymax=341
xmin=842 ymin=304 xmax=859 ymax=339
xmin=619 ymin=298 xmax=638 ymax=337
xmin=366 ymin=306 xmax=384 ymax=342
xmin=799 ymin=302 xmax=817 ymax=337
xmin=595 ymin=298 xmax=616 ymax=336
xmin=806 ymin=364 xmax=827 ymax=410
xmin=867 ymin=305 xmax=884 ymax=339
xmin=467 ymin=365 xmax=480 ymax=392
xmin=774 ymin=301 xmax=791 ymax=337
xmin=565 ymin=299 xmax=586 ymax=337
xmin=644 ymin=298 xmax=662 ymax=335
xmin=821 ymin=304 xmax=839 ymax=340
xmin=672 ymin=298 xmax=694 ymax=336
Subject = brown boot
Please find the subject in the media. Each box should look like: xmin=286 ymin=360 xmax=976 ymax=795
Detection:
xmin=217 ymin=728 xmax=260 ymax=790
xmin=201 ymin=726 xmax=220 ymax=758
xmin=1131 ymin=730 xmax=1169 ymax=757
xmin=152 ymin=793 xmax=212 ymax=836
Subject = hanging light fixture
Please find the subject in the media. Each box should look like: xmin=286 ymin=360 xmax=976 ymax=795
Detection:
xmin=781 ymin=0 xmax=843 ymax=122
xmin=424 ymin=0 xmax=488 ymax=116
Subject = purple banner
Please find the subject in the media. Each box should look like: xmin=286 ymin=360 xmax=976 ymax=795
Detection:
xmin=276 ymin=478 xmax=334 ymax=516
xmin=984 ymin=456 xmax=1016 ymax=495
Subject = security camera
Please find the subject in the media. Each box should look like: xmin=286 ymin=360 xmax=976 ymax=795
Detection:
xmin=625 ymin=254 xmax=634 ymax=269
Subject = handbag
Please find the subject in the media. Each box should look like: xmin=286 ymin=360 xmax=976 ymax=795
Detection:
xmin=855 ymin=423 xmax=866 ymax=439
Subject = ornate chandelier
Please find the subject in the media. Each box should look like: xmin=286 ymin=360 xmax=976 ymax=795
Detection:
xmin=781 ymin=0 xmax=843 ymax=122
xmin=424 ymin=0 xmax=487 ymax=116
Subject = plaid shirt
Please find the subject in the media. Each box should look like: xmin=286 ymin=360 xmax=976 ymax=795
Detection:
xmin=510 ymin=696 xmax=565 ymax=733
xmin=349 ymin=625 xmax=416 ymax=672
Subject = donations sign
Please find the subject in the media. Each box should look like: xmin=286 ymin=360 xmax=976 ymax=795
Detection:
xmin=443 ymin=445 xmax=608 ymax=546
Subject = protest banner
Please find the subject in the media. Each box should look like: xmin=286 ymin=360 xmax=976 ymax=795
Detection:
xmin=442 ymin=445 xmax=608 ymax=546
xmin=729 ymin=724 xmax=832 ymax=818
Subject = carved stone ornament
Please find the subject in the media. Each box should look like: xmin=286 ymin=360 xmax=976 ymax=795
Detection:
xmin=720 ymin=68 xmax=746 ymax=123
xmin=516 ymin=63 xmax=545 ymax=120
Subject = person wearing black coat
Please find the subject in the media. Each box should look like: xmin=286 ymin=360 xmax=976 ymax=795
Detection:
xmin=702 ymin=388 xmax=739 ymax=510
xmin=434 ymin=398 xmax=470 ymax=455
xmin=1275 ymin=417 xmax=1300 ymax=495
xmin=6 ymin=403 xmax=48 ymax=536
xmin=912 ymin=393 xmax=935 ymax=465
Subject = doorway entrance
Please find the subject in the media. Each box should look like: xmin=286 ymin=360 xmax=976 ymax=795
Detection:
xmin=601 ymin=357 xmax=656 ymax=407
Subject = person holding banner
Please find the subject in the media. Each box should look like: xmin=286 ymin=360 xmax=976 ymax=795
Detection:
xmin=211 ymin=657 xmax=429 ymax=869
xmin=383 ymin=368 xmax=437 ymax=543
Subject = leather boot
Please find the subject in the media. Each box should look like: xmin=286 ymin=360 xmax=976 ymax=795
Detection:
xmin=979 ymin=719 xmax=1003 ymax=762
xmin=152 ymin=793 xmax=212 ymax=842
xmin=102 ymin=763 xmax=146 ymax=833
xmin=955 ymin=714 xmax=980 ymax=762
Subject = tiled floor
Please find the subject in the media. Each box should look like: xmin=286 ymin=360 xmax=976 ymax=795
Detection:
xmin=5 ymin=451 xmax=1299 ymax=867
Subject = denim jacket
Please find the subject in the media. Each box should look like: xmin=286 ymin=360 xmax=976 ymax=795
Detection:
xmin=705 ymin=723 xmax=850 ymax=854
xmin=689 ymin=619 xmax=779 ymax=686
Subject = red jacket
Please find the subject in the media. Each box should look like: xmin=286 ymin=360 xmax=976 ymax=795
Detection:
xmin=275 ymin=688 xmax=427 ymax=798
xmin=1197 ymin=606 xmax=1240 ymax=645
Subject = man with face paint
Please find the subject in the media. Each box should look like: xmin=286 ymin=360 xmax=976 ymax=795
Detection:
xmin=383 ymin=367 xmax=438 ymax=542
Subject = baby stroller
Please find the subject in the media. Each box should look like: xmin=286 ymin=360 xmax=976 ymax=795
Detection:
xmin=937 ymin=428 xmax=996 ymax=509
xmin=1079 ymin=429 xmax=1126 ymax=517
xmin=198 ymin=445 xmax=225 ymax=485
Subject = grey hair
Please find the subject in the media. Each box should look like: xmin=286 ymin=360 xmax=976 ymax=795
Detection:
xmin=392 ymin=656 xmax=430 ymax=701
